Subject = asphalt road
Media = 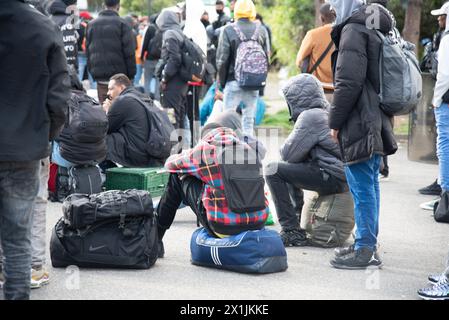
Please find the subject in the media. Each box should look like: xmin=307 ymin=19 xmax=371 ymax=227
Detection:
xmin=1 ymin=142 xmax=447 ymax=300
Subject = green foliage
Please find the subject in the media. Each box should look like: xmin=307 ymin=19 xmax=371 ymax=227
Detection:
xmin=261 ymin=109 xmax=293 ymax=133
xmin=257 ymin=0 xmax=314 ymax=75
xmin=120 ymin=0 xmax=177 ymax=15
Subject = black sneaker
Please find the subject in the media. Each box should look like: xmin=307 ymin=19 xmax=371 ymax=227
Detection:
xmin=158 ymin=240 xmax=165 ymax=258
xmin=330 ymin=247 xmax=382 ymax=270
xmin=418 ymin=277 xmax=449 ymax=300
xmin=428 ymin=273 xmax=448 ymax=284
xmin=280 ymin=228 xmax=308 ymax=247
xmin=419 ymin=180 xmax=442 ymax=196
xmin=335 ymin=244 xmax=382 ymax=261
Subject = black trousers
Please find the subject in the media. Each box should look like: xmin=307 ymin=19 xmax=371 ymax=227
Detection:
xmin=157 ymin=173 xmax=214 ymax=238
xmin=265 ymin=162 xmax=348 ymax=231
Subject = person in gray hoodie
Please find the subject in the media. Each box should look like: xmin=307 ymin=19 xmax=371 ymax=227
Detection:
xmin=265 ymin=74 xmax=348 ymax=247
xmin=156 ymin=9 xmax=189 ymax=130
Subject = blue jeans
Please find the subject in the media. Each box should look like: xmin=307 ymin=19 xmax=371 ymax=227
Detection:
xmin=344 ymin=155 xmax=381 ymax=251
xmin=223 ymin=81 xmax=259 ymax=136
xmin=51 ymin=142 xmax=74 ymax=169
xmin=134 ymin=63 xmax=143 ymax=87
xmin=0 ymin=161 xmax=40 ymax=300
xmin=78 ymin=54 xmax=96 ymax=89
xmin=435 ymin=104 xmax=449 ymax=192
xmin=144 ymin=59 xmax=160 ymax=101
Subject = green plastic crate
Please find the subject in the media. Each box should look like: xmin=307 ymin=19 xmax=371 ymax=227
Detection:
xmin=105 ymin=167 xmax=170 ymax=198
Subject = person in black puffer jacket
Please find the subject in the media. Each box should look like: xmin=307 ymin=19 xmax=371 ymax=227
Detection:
xmin=47 ymin=0 xmax=79 ymax=70
xmin=86 ymin=0 xmax=136 ymax=104
xmin=327 ymin=0 xmax=398 ymax=270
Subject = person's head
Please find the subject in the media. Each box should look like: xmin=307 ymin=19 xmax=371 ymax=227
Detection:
xmin=255 ymin=13 xmax=263 ymax=23
xmin=156 ymin=9 xmax=181 ymax=32
xmin=431 ymin=2 xmax=449 ymax=31
xmin=108 ymin=74 xmax=131 ymax=100
xmin=201 ymin=10 xmax=209 ymax=21
xmin=104 ymin=0 xmax=120 ymax=11
xmin=320 ymin=3 xmax=336 ymax=25
xmin=234 ymin=0 xmax=256 ymax=21
xmin=326 ymin=0 xmax=364 ymax=25
xmin=367 ymin=0 xmax=388 ymax=8
xmin=230 ymin=0 xmax=236 ymax=12
xmin=62 ymin=0 xmax=77 ymax=7
xmin=282 ymin=74 xmax=329 ymax=122
xmin=216 ymin=0 xmax=225 ymax=15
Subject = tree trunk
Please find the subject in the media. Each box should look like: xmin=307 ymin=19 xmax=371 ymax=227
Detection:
xmin=402 ymin=0 xmax=423 ymax=53
xmin=315 ymin=0 xmax=325 ymax=27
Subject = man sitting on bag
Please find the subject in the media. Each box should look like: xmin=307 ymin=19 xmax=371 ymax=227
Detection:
xmin=100 ymin=73 xmax=167 ymax=171
xmin=156 ymin=111 xmax=269 ymax=258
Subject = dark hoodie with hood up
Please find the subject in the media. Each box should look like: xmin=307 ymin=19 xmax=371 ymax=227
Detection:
xmin=48 ymin=0 xmax=78 ymax=69
xmin=329 ymin=4 xmax=398 ymax=165
xmin=280 ymin=74 xmax=346 ymax=181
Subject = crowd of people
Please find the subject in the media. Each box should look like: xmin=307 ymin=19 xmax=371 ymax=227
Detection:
xmin=0 ymin=0 xmax=448 ymax=301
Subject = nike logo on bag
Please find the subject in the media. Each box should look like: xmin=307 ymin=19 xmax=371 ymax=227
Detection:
xmin=89 ymin=245 xmax=107 ymax=252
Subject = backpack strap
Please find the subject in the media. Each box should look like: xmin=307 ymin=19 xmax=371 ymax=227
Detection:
xmin=308 ymin=40 xmax=334 ymax=75
xmin=250 ymin=25 xmax=261 ymax=41
xmin=232 ymin=24 xmax=247 ymax=42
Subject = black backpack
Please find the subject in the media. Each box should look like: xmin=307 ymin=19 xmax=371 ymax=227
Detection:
xmin=179 ymin=35 xmax=207 ymax=82
xmin=128 ymin=94 xmax=175 ymax=160
xmin=148 ymin=27 xmax=163 ymax=60
xmin=218 ymin=143 xmax=266 ymax=213
xmin=59 ymin=91 xmax=108 ymax=165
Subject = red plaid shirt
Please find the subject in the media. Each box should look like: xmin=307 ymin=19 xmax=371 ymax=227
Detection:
xmin=165 ymin=128 xmax=269 ymax=230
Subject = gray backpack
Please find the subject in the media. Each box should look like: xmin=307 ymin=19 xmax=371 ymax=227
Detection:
xmin=376 ymin=28 xmax=422 ymax=116
xmin=300 ymin=191 xmax=355 ymax=248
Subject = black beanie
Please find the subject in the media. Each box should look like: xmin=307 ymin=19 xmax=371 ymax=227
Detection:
xmin=62 ymin=0 xmax=77 ymax=6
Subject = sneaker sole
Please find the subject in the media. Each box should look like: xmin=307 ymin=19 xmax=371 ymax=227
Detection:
xmin=330 ymin=260 xmax=383 ymax=270
xmin=31 ymin=278 xmax=50 ymax=289
xmin=418 ymin=293 xmax=449 ymax=300
xmin=418 ymin=191 xmax=442 ymax=196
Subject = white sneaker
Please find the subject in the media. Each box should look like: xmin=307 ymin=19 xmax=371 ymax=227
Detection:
xmin=31 ymin=267 xmax=50 ymax=289
xmin=0 ymin=270 xmax=4 ymax=289
xmin=420 ymin=198 xmax=439 ymax=211
xmin=379 ymin=174 xmax=389 ymax=182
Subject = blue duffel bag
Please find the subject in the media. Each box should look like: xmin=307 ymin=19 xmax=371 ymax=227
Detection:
xmin=190 ymin=228 xmax=288 ymax=274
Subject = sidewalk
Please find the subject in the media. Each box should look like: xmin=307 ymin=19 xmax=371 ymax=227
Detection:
xmin=12 ymin=141 xmax=447 ymax=300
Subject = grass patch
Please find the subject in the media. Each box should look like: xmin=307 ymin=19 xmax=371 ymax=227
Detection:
xmin=261 ymin=109 xmax=293 ymax=133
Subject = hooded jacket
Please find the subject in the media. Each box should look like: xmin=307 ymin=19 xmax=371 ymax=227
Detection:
xmin=433 ymin=8 xmax=449 ymax=107
xmin=0 ymin=0 xmax=70 ymax=161
xmin=216 ymin=0 xmax=267 ymax=88
xmin=329 ymin=4 xmax=398 ymax=165
xmin=48 ymin=0 xmax=78 ymax=69
xmin=280 ymin=74 xmax=346 ymax=181
xmin=156 ymin=10 xmax=185 ymax=82
xmin=184 ymin=0 xmax=208 ymax=56
xmin=86 ymin=9 xmax=136 ymax=82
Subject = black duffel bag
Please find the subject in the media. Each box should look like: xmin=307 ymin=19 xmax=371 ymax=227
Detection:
xmin=50 ymin=215 xmax=158 ymax=269
xmin=62 ymin=190 xmax=154 ymax=230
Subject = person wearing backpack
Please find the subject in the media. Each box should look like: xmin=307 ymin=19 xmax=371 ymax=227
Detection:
xmin=216 ymin=0 xmax=268 ymax=136
xmin=156 ymin=112 xmax=268 ymax=257
xmin=327 ymin=0 xmax=398 ymax=270
xmin=265 ymin=74 xmax=348 ymax=247
xmin=417 ymin=1 xmax=449 ymax=301
xmin=101 ymin=73 xmax=169 ymax=171
xmin=142 ymin=14 xmax=162 ymax=100
xmin=156 ymin=9 xmax=190 ymax=131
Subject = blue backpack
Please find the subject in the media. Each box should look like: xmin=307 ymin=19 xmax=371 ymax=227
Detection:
xmin=190 ymin=228 xmax=288 ymax=274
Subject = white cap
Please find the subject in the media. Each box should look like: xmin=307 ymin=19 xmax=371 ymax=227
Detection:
xmin=431 ymin=2 xmax=449 ymax=16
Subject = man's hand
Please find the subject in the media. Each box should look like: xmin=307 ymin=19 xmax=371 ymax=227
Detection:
xmin=102 ymin=98 xmax=112 ymax=114
xmin=214 ymin=90 xmax=223 ymax=101
xmin=191 ymin=75 xmax=202 ymax=83
xmin=331 ymin=129 xmax=339 ymax=144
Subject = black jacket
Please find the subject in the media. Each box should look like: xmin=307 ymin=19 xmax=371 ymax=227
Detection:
xmin=329 ymin=5 xmax=397 ymax=165
xmin=0 ymin=0 xmax=70 ymax=161
xmin=86 ymin=10 xmax=136 ymax=82
xmin=48 ymin=0 xmax=78 ymax=69
xmin=106 ymin=87 xmax=163 ymax=167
